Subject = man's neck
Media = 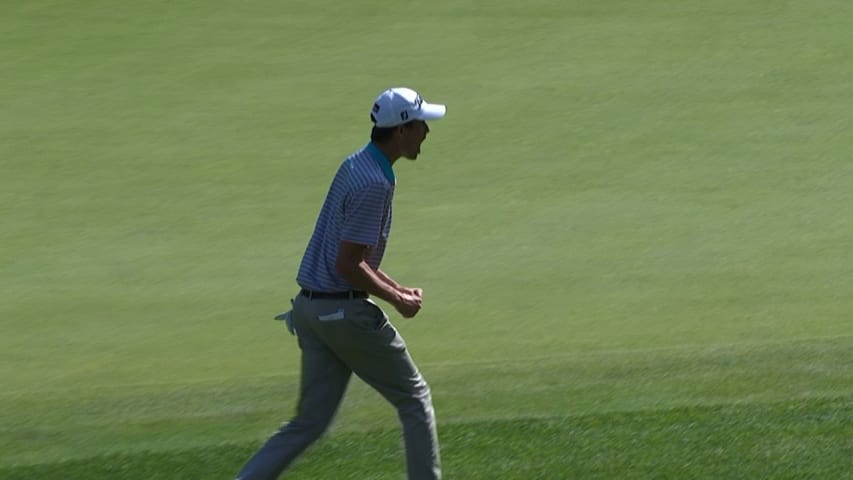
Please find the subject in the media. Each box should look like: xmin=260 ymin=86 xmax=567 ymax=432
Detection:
xmin=373 ymin=141 xmax=401 ymax=165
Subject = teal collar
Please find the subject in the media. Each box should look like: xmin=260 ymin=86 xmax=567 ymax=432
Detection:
xmin=365 ymin=142 xmax=396 ymax=184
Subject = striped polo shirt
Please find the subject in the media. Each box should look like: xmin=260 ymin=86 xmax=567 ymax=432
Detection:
xmin=296 ymin=142 xmax=396 ymax=292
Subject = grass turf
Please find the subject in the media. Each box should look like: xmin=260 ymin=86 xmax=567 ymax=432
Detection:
xmin=2 ymin=0 xmax=852 ymax=478
xmin=2 ymin=397 xmax=851 ymax=479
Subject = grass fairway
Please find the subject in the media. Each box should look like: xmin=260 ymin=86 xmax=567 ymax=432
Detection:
xmin=2 ymin=0 xmax=852 ymax=479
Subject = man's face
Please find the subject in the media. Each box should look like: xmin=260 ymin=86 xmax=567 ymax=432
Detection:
xmin=399 ymin=120 xmax=430 ymax=160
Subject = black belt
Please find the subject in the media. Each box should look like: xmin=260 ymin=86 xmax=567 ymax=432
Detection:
xmin=299 ymin=289 xmax=368 ymax=300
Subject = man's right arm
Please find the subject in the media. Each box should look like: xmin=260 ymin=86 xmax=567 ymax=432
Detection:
xmin=335 ymin=241 xmax=422 ymax=318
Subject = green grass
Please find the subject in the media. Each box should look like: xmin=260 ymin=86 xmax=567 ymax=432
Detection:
xmin=3 ymin=397 xmax=851 ymax=480
xmin=2 ymin=0 xmax=852 ymax=478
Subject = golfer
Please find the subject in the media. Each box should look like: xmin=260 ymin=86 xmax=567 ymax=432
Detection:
xmin=236 ymin=87 xmax=446 ymax=480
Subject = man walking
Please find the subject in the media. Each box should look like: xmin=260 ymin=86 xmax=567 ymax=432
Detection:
xmin=236 ymin=87 xmax=446 ymax=480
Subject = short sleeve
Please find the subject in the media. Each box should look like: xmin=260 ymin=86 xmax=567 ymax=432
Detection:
xmin=341 ymin=183 xmax=390 ymax=247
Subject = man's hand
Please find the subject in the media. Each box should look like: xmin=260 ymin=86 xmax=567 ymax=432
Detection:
xmin=401 ymin=287 xmax=423 ymax=299
xmin=393 ymin=288 xmax=423 ymax=318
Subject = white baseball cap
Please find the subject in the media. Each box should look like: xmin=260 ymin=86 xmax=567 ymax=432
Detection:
xmin=370 ymin=87 xmax=446 ymax=128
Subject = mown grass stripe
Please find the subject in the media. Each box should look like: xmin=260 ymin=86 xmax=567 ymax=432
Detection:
xmin=2 ymin=397 xmax=850 ymax=480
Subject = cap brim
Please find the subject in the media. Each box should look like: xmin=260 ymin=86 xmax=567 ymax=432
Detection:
xmin=416 ymin=102 xmax=446 ymax=121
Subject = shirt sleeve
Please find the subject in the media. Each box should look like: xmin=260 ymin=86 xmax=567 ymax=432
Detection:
xmin=341 ymin=182 xmax=390 ymax=247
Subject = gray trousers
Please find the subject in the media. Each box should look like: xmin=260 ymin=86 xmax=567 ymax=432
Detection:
xmin=236 ymin=294 xmax=441 ymax=480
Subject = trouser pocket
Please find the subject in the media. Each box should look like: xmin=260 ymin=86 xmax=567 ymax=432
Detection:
xmin=350 ymin=299 xmax=388 ymax=331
